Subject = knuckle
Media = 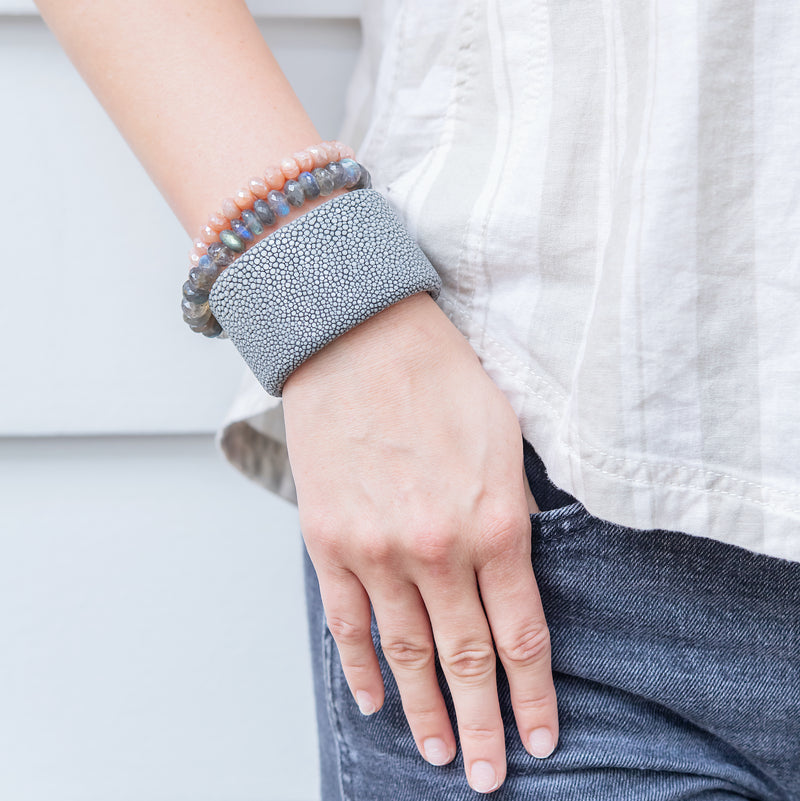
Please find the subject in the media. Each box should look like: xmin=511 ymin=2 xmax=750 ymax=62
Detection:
xmin=442 ymin=642 xmax=496 ymax=682
xmin=497 ymin=624 xmax=552 ymax=669
xmin=298 ymin=506 xmax=325 ymax=535
xmin=404 ymin=703 xmax=444 ymax=722
xmin=381 ymin=637 xmax=435 ymax=671
xmin=406 ymin=524 xmax=457 ymax=566
xmin=513 ymin=693 xmax=555 ymax=716
xmin=458 ymin=722 xmax=499 ymax=743
xmin=299 ymin=511 xmax=331 ymax=542
xmin=362 ymin=535 xmax=394 ymax=567
xmin=301 ymin=514 xmax=345 ymax=558
xmin=326 ymin=615 xmax=370 ymax=647
xmin=480 ymin=510 xmax=529 ymax=558
xmin=340 ymin=654 xmax=376 ymax=673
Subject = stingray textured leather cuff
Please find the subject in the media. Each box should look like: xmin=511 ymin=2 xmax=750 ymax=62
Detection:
xmin=208 ymin=189 xmax=442 ymax=397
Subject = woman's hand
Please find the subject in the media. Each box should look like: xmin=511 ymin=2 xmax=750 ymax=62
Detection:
xmin=282 ymin=291 xmax=558 ymax=794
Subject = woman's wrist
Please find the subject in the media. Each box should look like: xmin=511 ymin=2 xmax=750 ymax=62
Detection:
xmin=282 ymin=291 xmax=450 ymax=397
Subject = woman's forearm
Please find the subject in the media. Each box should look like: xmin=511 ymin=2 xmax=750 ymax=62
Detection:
xmin=35 ymin=0 xmax=325 ymax=235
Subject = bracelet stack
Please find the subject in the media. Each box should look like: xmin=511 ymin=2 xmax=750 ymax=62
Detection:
xmin=180 ymin=140 xmax=371 ymax=337
xmin=180 ymin=139 xmax=442 ymax=399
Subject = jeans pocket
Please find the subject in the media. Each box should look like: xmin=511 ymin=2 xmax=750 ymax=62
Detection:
xmin=529 ymin=501 xmax=586 ymax=539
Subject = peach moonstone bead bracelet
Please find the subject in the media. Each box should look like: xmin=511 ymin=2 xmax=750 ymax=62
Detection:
xmin=188 ymin=140 xmax=356 ymax=266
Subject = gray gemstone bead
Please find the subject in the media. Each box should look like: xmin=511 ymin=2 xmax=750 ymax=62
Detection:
xmin=189 ymin=313 xmax=221 ymax=335
xmin=297 ymin=171 xmax=320 ymax=199
xmin=230 ymin=218 xmax=253 ymax=241
xmin=181 ymin=297 xmax=211 ymax=325
xmin=267 ymin=189 xmax=290 ymax=217
xmin=188 ymin=255 xmax=218 ymax=292
xmin=340 ymin=158 xmax=360 ymax=188
xmin=220 ymin=230 xmax=245 ymax=252
xmin=200 ymin=316 xmax=223 ymax=337
xmin=207 ymin=241 xmax=236 ymax=268
xmin=327 ymin=161 xmax=348 ymax=190
xmin=253 ymin=199 xmax=276 ymax=226
xmin=312 ymin=167 xmax=335 ymax=196
xmin=241 ymin=209 xmax=264 ymax=236
xmin=284 ymin=180 xmax=305 ymax=207
xmin=209 ymin=189 xmax=442 ymax=397
xmin=354 ymin=165 xmax=372 ymax=190
xmin=182 ymin=280 xmax=208 ymax=305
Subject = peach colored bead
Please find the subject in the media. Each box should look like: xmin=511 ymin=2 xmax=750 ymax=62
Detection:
xmin=189 ymin=241 xmax=207 ymax=265
xmin=234 ymin=188 xmax=254 ymax=210
xmin=208 ymin=213 xmax=229 ymax=233
xmin=192 ymin=238 xmax=208 ymax=254
xmin=200 ymin=225 xmax=219 ymax=245
xmin=280 ymin=157 xmax=300 ymax=180
xmin=307 ymin=145 xmax=327 ymax=168
xmin=221 ymin=197 xmax=240 ymax=220
xmin=264 ymin=165 xmax=285 ymax=190
xmin=248 ymin=177 xmax=269 ymax=199
xmin=293 ymin=150 xmax=314 ymax=172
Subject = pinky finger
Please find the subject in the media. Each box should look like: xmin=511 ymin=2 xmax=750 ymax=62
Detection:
xmin=318 ymin=569 xmax=385 ymax=715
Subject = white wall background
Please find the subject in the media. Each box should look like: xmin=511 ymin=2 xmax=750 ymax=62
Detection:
xmin=0 ymin=3 xmax=362 ymax=799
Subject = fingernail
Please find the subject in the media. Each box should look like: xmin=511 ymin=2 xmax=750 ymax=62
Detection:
xmin=355 ymin=690 xmax=377 ymax=715
xmin=470 ymin=760 xmax=499 ymax=793
xmin=528 ymin=727 xmax=555 ymax=758
xmin=422 ymin=737 xmax=451 ymax=766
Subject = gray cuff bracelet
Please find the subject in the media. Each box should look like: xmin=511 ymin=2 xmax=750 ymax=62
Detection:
xmin=208 ymin=189 xmax=442 ymax=397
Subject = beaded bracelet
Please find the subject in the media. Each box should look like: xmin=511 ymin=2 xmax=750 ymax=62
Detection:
xmin=180 ymin=141 xmax=371 ymax=337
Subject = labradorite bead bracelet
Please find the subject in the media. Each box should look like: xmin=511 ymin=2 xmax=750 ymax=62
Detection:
xmin=180 ymin=144 xmax=371 ymax=337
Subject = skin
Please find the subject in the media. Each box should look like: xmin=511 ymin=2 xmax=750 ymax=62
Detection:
xmin=35 ymin=0 xmax=558 ymax=791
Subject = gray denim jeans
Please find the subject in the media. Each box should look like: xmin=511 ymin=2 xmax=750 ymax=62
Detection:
xmin=303 ymin=438 xmax=800 ymax=800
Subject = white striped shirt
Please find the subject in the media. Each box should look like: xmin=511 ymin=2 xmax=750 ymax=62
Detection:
xmin=219 ymin=0 xmax=800 ymax=562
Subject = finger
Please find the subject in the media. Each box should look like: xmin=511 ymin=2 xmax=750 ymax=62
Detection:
xmin=317 ymin=568 xmax=385 ymax=716
xmin=418 ymin=573 xmax=506 ymax=794
xmin=477 ymin=534 xmax=559 ymax=760
xmin=368 ymin=580 xmax=457 ymax=767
